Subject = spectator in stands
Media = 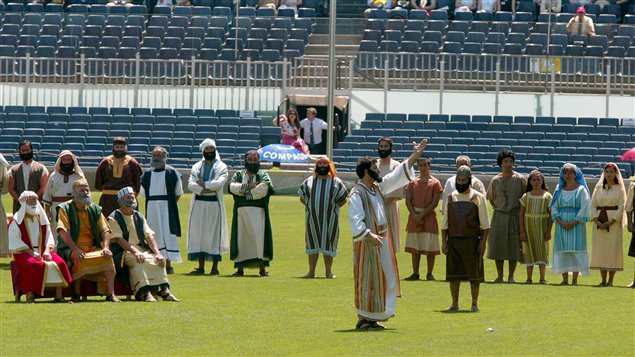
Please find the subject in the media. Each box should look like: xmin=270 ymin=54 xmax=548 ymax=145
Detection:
xmin=106 ymin=0 xmax=134 ymax=8
xmin=441 ymin=165 xmax=490 ymax=312
xmin=186 ymin=139 xmax=229 ymax=276
xmin=540 ymin=0 xmax=562 ymax=13
xmin=590 ymin=163 xmax=625 ymax=287
xmin=407 ymin=0 xmax=427 ymax=10
xmin=56 ymin=178 xmax=120 ymax=302
xmin=298 ymin=157 xmax=348 ymax=279
xmin=455 ymin=0 xmax=477 ymax=13
xmin=550 ymin=163 xmax=591 ymax=285
xmin=376 ymin=137 xmax=404 ymax=253
xmin=109 ymin=187 xmax=180 ymax=302
xmin=229 ymin=150 xmax=274 ymax=277
xmin=140 ymin=146 xmax=183 ymax=275
xmin=423 ymin=0 xmax=452 ymax=12
xmin=499 ymin=0 xmax=512 ymax=12
xmin=300 ymin=107 xmax=328 ymax=155
xmin=404 ymin=155 xmax=442 ymax=281
xmin=568 ymin=0 xmax=593 ymax=6
xmin=364 ymin=0 xmax=397 ymax=18
xmin=442 ymin=155 xmax=486 ymax=211
xmin=486 ymin=149 xmax=527 ymax=284
xmin=615 ymin=0 xmax=631 ymax=20
xmin=258 ymin=0 xmax=280 ymax=14
xmin=477 ymin=0 xmax=500 ymax=13
xmin=273 ymin=108 xmax=309 ymax=154
xmin=0 ymin=154 xmax=10 ymax=258
xmin=9 ymin=191 xmax=72 ymax=304
xmin=279 ymin=0 xmax=302 ymax=16
xmin=42 ymin=150 xmax=85 ymax=235
xmin=566 ymin=7 xmax=596 ymax=37
xmin=8 ymin=140 xmax=49 ymax=214
xmin=95 ymin=137 xmax=143 ymax=217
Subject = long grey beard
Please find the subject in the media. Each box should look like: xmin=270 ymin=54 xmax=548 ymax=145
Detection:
xmin=75 ymin=195 xmax=91 ymax=206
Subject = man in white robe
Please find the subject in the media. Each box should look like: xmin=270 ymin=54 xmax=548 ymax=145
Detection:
xmin=109 ymin=187 xmax=180 ymax=302
xmin=348 ymin=139 xmax=428 ymax=330
xmin=42 ymin=150 xmax=85 ymax=233
xmin=140 ymin=146 xmax=183 ymax=274
xmin=186 ymin=139 xmax=229 ymax=275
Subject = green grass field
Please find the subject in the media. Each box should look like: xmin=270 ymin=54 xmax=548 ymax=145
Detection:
xmin=1 ymin=193 xmax=634 ymax=356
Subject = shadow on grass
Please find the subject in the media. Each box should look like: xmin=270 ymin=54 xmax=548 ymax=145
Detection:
xmin=334 ymin=328 xmax=397 ymax=333
xmin=437 ymin=309 xmax=479 ymax=314
xmin=0 ymin=262 xmax=10 ymax=270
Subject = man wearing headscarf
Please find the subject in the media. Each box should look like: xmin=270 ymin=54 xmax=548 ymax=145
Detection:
xmin=298 ymin=156 xmax=348 ymax=279
xmin=186 ymin=139 xmax=229 ymax=275
xmin=8 ymin=140 xmax=49 ymax=213
xmin=9 ymin=191 xmax=72 ymax=303
xmin=109 ymin=187 xmax=180 ymax=302
xmin=376 ymin=136 xmax=404 ymax=252
xmin=56 ymin=178 xmax=119 ymax=302
xmin=486 ymin=148 xmax=527 ymax=284
xmin=0 ymin=153 xmax=11 ymax=257
xmin=140 ymin=146 xmax=183 ymax=274
xmin=42 ymin=150 xmax=85 ymax=233
xmin=229 ymin=150 xmax=274 ymax=277
xmin=95 ymin=137 xmax=143 ymax=217
xmin=441 ymin=166 xmax=490 ymax=313
xmin=348 ymin=139 xmax=427 ymax=331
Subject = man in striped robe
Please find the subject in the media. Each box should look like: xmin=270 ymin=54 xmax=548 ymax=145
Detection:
xmin=298 ymin=157 xmax=348 ymax=279
xmin=348 ymin=138 xmax=427 ymax=330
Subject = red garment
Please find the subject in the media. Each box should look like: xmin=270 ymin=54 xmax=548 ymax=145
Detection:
xmin=12 ymin=222 xmax=72 ymax=296
xmin=405 ymin=177 xmax=442 ymax=233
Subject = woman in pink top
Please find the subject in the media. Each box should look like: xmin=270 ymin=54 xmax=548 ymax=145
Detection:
xmin=272 ymin=108 xmax=308 ymax=153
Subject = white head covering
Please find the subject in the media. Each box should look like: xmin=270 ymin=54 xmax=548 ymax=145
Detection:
xmin=593 ymin=162 xmax=627 ymax=225
xmin=199 ymin=138 xmax=221 ymax=161
xmin=14 ymin=191 xmax=49 ymax=225
xmin=199 ymin=138 xmax=216 ymax=152
xmin=55 ymin=150 xmax=84 ymax=177
xmin=117 ymin=186 xmax=135 ymax=200
xmin=0 ymin=152 xmax=10 ymax=168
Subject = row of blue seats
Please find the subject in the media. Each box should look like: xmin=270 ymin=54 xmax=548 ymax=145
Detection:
xmin=367 ymin=7 xmax=633 ymax=24
xmin=359 ymin=120 xmax=631 ymax=133
xmin=0 ymin=105 xmax=251 ymax=117
xmin=0 ymin=3 xmax=319 ymax=18
xmin=363 ymin=112 xmax=626 ymax=125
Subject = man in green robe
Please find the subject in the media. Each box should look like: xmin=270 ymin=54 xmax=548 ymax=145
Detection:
xmin=229 ymin=150 xmax=274 ymax=277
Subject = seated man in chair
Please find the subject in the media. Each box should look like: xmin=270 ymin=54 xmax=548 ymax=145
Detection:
xmin=109 ymin=187 xmax=179 ymax=302
xmin=9 ymin=191 xmax=72 ymax=303
xmin=56 ymin=178 xmax=119 ymax=302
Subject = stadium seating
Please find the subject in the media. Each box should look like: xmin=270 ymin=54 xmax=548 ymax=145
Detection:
xmin=331 ymin=113 xmax=635 ymax=176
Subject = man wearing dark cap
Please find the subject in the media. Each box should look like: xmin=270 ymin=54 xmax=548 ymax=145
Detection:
xmin=95 ymin=137 xmax=143 ymax=217
xmin=441 ymin=165 xmax=490 ymax=312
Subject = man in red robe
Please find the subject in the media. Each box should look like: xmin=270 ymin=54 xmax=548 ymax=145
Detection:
xmin=9 ymin=191 xmax=72 ymax=303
